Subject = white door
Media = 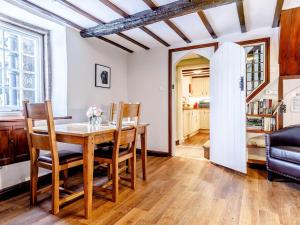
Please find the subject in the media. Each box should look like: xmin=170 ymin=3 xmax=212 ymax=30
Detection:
xmin=210 ymin=42 xmax=247 ymax=174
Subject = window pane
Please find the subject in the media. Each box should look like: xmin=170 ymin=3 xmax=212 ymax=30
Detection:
xmin=23 ymin=90 xmax=35 ymax=102
xmin=23 ymin=55 xmax=35 ymax=72
xmin=22 ymin=38 xmax=35 ymax=55
xmin=0 ymin=88 xmax=3 ymax=106
xmin=4 ymin=32 xmax=18 ymax=51
xmin=4 ymin=70 xmax=20 ymax=88
xmin=0 ymin=31 xmax=3 ymax=48
xmin=5 ymin=51 xmax=19 ymax=70
xmin=23 ymin=73 xmax=35 ymax=89
xmin=0 ymin=69 xmax=2 ymax=86
xmin=0 ymin=49 xmax=3 ymax=68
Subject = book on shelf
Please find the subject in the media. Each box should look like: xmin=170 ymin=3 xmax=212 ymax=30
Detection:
xmin=247 ymin=99 xmax=273 ymax=115
xmin=247 ymin=117 xmax=276 ymax=132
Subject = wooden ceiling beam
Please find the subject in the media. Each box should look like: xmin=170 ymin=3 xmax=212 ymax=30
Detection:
xmin=236 ymin=0 xmax=246 ymax=33
xmin=55 ymin=0 xmax=150 ymax=50
xmin=142 ymin=0 xmax=191 ymax=43
xmin=99 ymin=0 xmax=170 ymax=47
xmin=272 ymin=0 xmax=284 ymax=27
xmin=197 ymin=10 xmax=217 ymax=39
xmin=82 ymin=0 xmax=235 ymax=38
xmin=6 ymin=0 xmax=134 ymax=53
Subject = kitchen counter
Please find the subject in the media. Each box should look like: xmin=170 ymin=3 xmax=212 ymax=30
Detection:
xmin=183 ymin=107 xmax=209 ymax=110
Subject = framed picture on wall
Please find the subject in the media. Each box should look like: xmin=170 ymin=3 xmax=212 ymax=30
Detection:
xmin=95 ymin=64 xmax=111 ymax=88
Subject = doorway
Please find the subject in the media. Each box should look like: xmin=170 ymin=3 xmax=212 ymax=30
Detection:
xmin=168 ymin=42 xmax=218 ymax=157
xmin=175 ymin=54 xmax=210 ymax=160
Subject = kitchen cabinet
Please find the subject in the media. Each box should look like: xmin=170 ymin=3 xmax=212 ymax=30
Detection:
xmin=183 ymin=109 xmax=210 ymax=137
xmin=0 ymin=120 xmax=29 ymax=166
xmin=191 ymin=77 xmax=210 ymax=97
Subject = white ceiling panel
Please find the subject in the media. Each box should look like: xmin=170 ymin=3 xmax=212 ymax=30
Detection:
xmin=67 ymin=0 xmax=122 ymax=23
xmin=170 ymin=13 xmax=212 ymax=41
xmin=109 ymin=0 xmax=149 ymax=15
xmin=29 ymin=0 xmax=96 ymax=28
xmin=122 ymin=28 xmax=165 ymax=48
xmin=145 ymin=21 xmax=185 ymax=45
xmin=204 ymin=3 xmax=241 ymax=36
xmin=283 ymin=0 xmax=300 ymax=9
xmin=243 ymin=0 xmax=277 ymax=31
xmin=103 ymin=34 xmax=142 ymax=52
xmin=154 ymin=0 xmax=177 ymax=6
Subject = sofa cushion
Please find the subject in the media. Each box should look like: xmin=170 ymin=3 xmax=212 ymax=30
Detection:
xmin=270 ymin=146 xmax=300 ymax=164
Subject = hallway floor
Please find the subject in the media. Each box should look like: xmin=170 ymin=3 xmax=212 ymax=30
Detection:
xmin=175 ymin=131 xmax=209 ymax=160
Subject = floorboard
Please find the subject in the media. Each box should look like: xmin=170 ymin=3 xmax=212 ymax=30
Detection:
xmin=0 ymin=155 xmax=299 ymax=225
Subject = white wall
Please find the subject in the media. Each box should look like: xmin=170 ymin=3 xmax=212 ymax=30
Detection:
xmin=128 ymin=27 xmax=280 ymax=153
xmin=66 ymin=28 xmax=128 ymax=122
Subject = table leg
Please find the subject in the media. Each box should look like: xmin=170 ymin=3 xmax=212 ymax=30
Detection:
xmin=83 ymin=136 xmax=94 ymax=219
xmin=141 ymin=128 xmax=147 ymax=181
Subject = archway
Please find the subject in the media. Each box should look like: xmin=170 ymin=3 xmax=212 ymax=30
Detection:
xmin=168 ymin=43 xmax=218 ymax=156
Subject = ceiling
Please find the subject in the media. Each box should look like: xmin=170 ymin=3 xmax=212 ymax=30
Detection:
xmin=6 ymin=0 xmax=300 ymax=52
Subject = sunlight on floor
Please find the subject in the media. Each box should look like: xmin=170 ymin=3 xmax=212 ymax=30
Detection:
xmin=175 ymin=132 xmax=209 ymax=160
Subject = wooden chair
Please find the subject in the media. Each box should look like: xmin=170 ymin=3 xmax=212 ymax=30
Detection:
xmin=93 ymin=102 xmax=140 ymax=202
xmin=23 ymin=100 xmax=84 ymax=215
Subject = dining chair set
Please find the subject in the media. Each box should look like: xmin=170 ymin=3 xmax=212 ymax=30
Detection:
xmin=23 ymin=100 xmax=145 ymax=217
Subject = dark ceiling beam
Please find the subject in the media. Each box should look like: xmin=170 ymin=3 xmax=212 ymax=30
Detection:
xmin=6 ymin=0 xmax=134 ymax=53
xmin=98 ymin=0 xmax=170 ymax=47
xmin=197 ymin=10 xmax=217 ymax=39
xmin=272 ymin=0 xmax=284 ymax=27
xmin=142 ymin=0 xmax=191 ymax=43
xmin=55 ymin=0 xmax=149 ymax=50
xmin=236 ymin=0 xmax=246 ymax=33
xmin=82 ymin=0 xmax=235 ymax=38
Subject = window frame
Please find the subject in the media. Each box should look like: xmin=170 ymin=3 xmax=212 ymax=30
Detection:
xmin=0 ymin=15 xmax=51 ymax=114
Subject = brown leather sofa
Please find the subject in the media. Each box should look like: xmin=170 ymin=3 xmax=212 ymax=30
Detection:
xmin=266 ymin=125 xmax=300 ymax=181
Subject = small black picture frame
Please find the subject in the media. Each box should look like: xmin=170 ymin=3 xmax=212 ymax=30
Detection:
xmin=95 ymin=64 xmax=111 ymax=88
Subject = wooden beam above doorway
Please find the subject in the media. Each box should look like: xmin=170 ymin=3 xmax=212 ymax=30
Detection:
xmin=98 ymin=0 xmax=170 ymax=47
xmin=80 ymin=0 xmax=236 ymax=38
xmin=142 ymin=0 xmax=192 ymax=43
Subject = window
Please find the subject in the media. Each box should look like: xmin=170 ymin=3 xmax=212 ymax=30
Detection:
xmin=0 ymin=22 xmax=43 ymax=112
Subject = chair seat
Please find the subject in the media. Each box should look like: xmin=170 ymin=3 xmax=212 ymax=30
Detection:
xmin=94 ymin=145 xmax=129 ymax=159
xmin=270 ymin=146 xmax=300 ymax=164
xmin=38 ymin=150 xmax=83 ymax=164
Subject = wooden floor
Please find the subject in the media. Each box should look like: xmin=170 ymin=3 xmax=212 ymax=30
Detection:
xmin=1 ymin=155 xmax=300 ymax=225
xmin=176 ymin=132 xmax=209 ymax=159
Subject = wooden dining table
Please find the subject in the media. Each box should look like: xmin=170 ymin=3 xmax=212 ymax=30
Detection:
xmin=34 ymin=122 xmax=149 ymax=219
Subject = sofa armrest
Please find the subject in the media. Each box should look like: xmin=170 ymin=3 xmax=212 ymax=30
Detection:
xmin=266 ymin=125 xmax=300 ymax=147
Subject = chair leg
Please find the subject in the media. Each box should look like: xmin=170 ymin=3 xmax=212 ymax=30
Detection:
xmin=63 ymin=170 xmax=68 ymax=189
xmin=30 ymin=164 xmax=39 ymax=206
xmin=52 ymin=169 xmax=60 ymax=215
xmin=112 ymin=161 xmax=119 ymax=202
xmin=126 ymin=159 xmax=131 ymax=174
xmin=107 ymin=163 xmax=112 ymax=180
xmin=130 ymin=154 xmax=136 ymax=190
xmin=267 ymin=171 xmax=273 ymax=181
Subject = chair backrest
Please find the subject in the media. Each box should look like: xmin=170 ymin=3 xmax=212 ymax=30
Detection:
xmin=23 ymin=100 xmax=59 ymax=165
xmin=113 ymin=102 xmax=141 ymax=158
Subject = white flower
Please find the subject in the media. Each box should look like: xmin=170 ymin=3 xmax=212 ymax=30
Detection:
xmin=86 ymin=106 xmax=103 ymax=118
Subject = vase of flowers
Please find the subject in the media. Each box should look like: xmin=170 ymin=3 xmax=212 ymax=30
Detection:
xmin=86 ymin=106 xmax=103 ymax=126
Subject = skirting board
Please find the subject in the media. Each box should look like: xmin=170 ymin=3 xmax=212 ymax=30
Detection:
xmin=136 ymin=149 xmax=170 ymax=157
xmin=0 ymin=173 xmax=52 ymax=201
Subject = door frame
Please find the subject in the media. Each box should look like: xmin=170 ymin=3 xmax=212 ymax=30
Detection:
xmin=168 ymin=42 xmax=218 ymax=156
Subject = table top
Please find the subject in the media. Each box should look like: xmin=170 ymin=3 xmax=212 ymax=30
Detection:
xmin=34 ymin=122 xmax=149 ymax=137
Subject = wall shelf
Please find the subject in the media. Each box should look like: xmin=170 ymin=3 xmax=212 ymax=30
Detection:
xmin=246 ymin=114 xmax=274 ymax=118
xmin=247 ymin=129 xmax=272 ymax=134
